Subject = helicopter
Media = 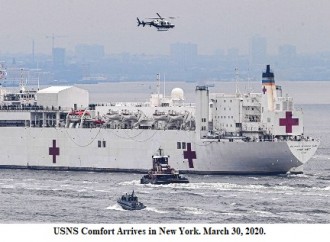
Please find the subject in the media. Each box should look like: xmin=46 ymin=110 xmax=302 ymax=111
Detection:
xmin=137 ymin=13 xmax=175 ymax=31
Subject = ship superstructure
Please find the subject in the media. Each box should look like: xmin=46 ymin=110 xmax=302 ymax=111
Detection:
xmin=211 ymin=65 xmax=304 ymax=142
xmin=0 ymin=65 xmax=319 ymax=174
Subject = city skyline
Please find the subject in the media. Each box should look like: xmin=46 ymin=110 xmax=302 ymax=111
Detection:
xmin=1 ymin=38 xmax=330 ymax=84
xmin=1 ymin=0 xmax=330 ymax=55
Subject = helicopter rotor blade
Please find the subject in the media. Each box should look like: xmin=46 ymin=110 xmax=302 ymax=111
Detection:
xmin=156 ymin=13 xmax=164 ymax=19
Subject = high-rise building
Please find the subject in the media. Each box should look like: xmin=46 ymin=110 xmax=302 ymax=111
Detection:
xmin=170 ymin=42 xmax=198 ymax=67
xmin=227 ymin=48 xmax=239 ymax=59
xmin=75 ymin=44 xmax=105 ymax=61
xmin=278 ymin=44 xmax=296 ymax=58
xmin=250 ymin=35 xmax=267 ymax=65
xmin=52 ymin=48 xmax=65 ymax=69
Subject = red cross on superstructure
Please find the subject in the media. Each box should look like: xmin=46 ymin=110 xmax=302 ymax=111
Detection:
xmin=49 ymin=139 xmax=60 ymax=163
xmin=279 ymin=111 xmax=299 ymax=133
xmin=183 ymin=143 xmax=196 ymax=168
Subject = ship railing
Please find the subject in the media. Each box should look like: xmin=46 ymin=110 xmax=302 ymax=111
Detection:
xmin=204 ymin=131 xmax=299 ymax=143
xmin=91 ymin=102 xmax=196 ymax=108
xmin=0 ymin=104 xmax=44 ymax=111
xmin=0 ymin=104 xmax=74 ymax=113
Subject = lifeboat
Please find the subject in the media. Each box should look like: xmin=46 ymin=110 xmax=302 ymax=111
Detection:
xmin=105 ymin=109 xmax=122 ymax=121
xmin=68 ymin=109 xmax=91 ymax=122
xmin=153 ymin=110 xmax=168 ymax=121
xmin=168 ymin=110 xmax=184 ymax=121
xmin=93 ymin=119 xmax=105 ymax=125
xmin=121 ymin=109 xmax=139 ymax=122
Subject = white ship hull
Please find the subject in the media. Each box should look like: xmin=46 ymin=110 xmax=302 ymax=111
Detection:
xmin=0 ymin=127 xmax=319 ymax=174
xmin=0 ymin=65 xmax=320 ymax=175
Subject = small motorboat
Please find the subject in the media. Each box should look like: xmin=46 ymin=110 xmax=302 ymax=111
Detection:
xmin=117 ymin=190 xmax=146 ymax=210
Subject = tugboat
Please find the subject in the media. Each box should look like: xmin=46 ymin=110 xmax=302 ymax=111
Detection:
xmin=140 ymin=149 xmax=189 ymax=185
xmin=117 ymin=190 xmax=146 ymax=210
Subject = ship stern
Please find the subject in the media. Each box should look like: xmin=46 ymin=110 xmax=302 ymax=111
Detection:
xmin=287 ymin=139 xmax=320 ymax=173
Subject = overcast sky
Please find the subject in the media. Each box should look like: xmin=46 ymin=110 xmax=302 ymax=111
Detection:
xmin=1 ymin=0 xmax=330 ymax=55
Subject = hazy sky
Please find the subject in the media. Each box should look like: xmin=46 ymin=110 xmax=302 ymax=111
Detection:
xmin=1 ymin=0 xmax=330 ymax=55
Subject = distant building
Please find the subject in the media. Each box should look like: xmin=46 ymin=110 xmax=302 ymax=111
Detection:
xmin=170 ymin=42 xmax=198 ymax=68
xmin=278 ymin=44 xmax=296 ymax=59
xmin=250 ymin=35 xmax=267 ymax=65
xmin=52 ymin=48 xmax=66 ymax=69
xmin=75 ymin=44 xmax=105 ymax=61
xmin=227 ymin=48 xmax=239 ymax=60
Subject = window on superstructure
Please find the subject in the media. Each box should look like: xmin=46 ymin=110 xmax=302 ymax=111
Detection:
xmin=177 ymin=142 xmax=181 ymax=149
xmin=98 ymin=141 xmax=102 ymax=148
xmin=182 ymin=142 xmax=186 ymax=149
xmin=103 ymin=140 xmax=106 ymax=148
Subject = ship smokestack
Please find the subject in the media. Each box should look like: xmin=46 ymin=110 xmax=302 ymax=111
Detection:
xmin=261 ymin=64 xmax=277 ymax=111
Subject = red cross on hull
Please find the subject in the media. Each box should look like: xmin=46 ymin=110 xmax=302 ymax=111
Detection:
xmin=279 ymin=111 xmax=299 ymax=133
xmin=183 ymin=143 xmax=196 ymax=168
xmin=49 ymin=140 xmax=60 ymax=163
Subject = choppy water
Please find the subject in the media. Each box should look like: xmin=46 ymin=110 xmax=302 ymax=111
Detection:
xmin=0 ymin=168 xmax=329 ymax=223
xmin=0 ymin=83 xmax=329 ymax=223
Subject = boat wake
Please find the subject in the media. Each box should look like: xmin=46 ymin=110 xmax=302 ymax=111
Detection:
xmin=118 ymin=180 xmax=141 ymax=186
xmin=181 ymin=206 xmax=207 ymax=215
xmin=106 ymin=204 xmax=124 ymax=211
xmin=145 ymin=207 xmax=168 ymax=214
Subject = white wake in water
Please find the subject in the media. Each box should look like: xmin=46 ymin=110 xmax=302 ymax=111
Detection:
xmin=106 ymin=204 xmax=124 ymax=211
xmin=145 ymin=207 xmax=168 ymax=214
xmin=181 ymin=206 xmax=207 ymax=215
xmin=118 ymin=180 xmax=141 ymax=186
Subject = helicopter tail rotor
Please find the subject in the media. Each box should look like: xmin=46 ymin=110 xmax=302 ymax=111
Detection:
xmin=137 ymin=18 xmax=146 ymax=27
xmin=137 ymin=18 xmax=141 ymax=26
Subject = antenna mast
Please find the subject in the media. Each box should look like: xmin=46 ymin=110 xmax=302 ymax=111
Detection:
xmin=163 ymin=73 xmax=166 ymax=97
xmin=156 ymin=73 xmax=160 ymax=106
xmin=19 ymin=68 xmax=25 ymax=92
xmin=235 ymin=67 xmax=240 ymax=95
